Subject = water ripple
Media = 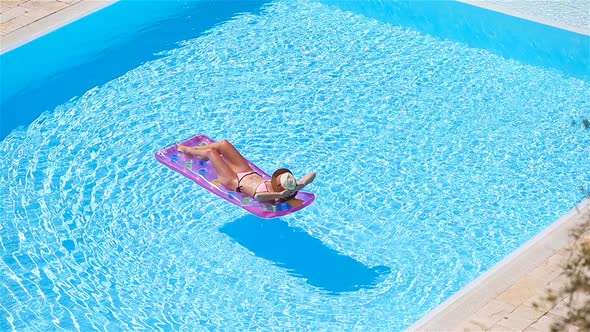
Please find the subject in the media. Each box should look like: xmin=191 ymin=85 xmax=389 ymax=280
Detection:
xmin=1 ymin=0 xmax=589 ymax=331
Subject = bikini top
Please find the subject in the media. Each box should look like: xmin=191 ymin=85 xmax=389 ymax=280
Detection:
xmin=235 ymin=171 xmax=270 ymax=195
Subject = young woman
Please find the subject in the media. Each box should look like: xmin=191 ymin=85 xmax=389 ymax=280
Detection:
xmin=177 ymin=139 xmax=316 ymax=202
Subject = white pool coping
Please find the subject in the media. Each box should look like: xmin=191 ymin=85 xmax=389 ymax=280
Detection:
xmin=1 ymin=1 xmax=588 ymax=330
xmin=0 ymin=0 xmax=118 ymax=55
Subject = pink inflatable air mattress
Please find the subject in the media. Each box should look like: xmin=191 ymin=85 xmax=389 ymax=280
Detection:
xmin=155 ymin=135 xmax=315 ymax=218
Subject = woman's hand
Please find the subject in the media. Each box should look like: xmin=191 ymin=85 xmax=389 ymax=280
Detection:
xmin=295 ymin=172 xmax=316 ymax=190
xmin=280 ymin=190 xmax=295 ymax=199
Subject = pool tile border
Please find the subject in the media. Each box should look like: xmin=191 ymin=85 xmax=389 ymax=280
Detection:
xmin=1 ymin=1 xmax=588 ymax=331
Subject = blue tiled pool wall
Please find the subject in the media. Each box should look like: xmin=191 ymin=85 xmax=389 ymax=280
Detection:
xmin=0 ymin=1 xmax=589 ymax=331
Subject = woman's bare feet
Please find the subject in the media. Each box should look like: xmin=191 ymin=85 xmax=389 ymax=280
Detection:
xmin=177 ymin=145 xmax=189 ymax=153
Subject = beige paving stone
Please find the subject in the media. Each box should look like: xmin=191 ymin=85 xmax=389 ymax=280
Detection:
xmin=22 ymin=6 xmax=58 ymax=21
xmin=1 ymin=1 xmax=28 ymax=7
xmin=529 ymin=313 xmax=563 ymax=331
xmin=0 ymin=4 xmax=28 ymax=22
xmin=0 ymin=1 xmax=23 ymax=12
xmin=0 ymin=11 xmax=34 ymax=34
xmin=19 ymin=0 xmax=70 ymax=10
xmin=523 ymin=327 xmax=542 ymax=332
xmin=0 ymin=19 xmax=18 ymax=34
xmin=522 ymin=276 xmax=566 ymax=313
xmin=556 ymin=244 xmax=574 ymax=258
xmin=550 ymin=296 xmax=571 ymax=318
xmin=0 ymin=12 xmax=12 ymax=24
xmin=488 ymin=322 xmax=521 ymax=331
xmin=451 ymin=302 xmax=504 ymax=330
xmin=524 ymin=289 xmax=556 ymax=312
xmin=533 ymin=309 xmax=580 ymax=332
xmin=476 ymin=299 xmax=516 ymax=321
xmin=1 ymin=2 xmax=588 ymax=332
xmin=526 ymin=253 xmax=566 ymax=283
xmin=547 ymin=273 xmax=568 ymax=293
xmin=493 ymin=305 xmax=545 ymax=331
xmin=453 ymin=309 xmax=504 ymax=332
xmin=20 ymin=0 xmax=69 ymax=21
xmin=553 ymin=291 xmax=590 ymax=320
xmin=495 ymin=275 xmax=548 ymax=307
xmin=454 ymin=318 xmax=489 ymax=331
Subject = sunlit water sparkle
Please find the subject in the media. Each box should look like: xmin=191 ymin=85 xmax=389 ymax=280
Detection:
xmin=1 ymin=1 xmax=589 ymax=330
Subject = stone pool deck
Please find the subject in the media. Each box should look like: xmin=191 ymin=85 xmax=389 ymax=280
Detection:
xmin=1 ymin=1 xmax=589 ymax=331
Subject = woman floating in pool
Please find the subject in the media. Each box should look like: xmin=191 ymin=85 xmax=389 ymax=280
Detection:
xmin=177 ymin=139 xmax=316 ymax=202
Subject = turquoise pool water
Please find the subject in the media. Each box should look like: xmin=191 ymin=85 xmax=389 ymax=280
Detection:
xmin=1 ymin=0 xmax=589 ymax=330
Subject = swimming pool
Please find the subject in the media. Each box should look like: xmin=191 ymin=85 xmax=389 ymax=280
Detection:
xmin=1 ymin=0 xmax=589 ymax=330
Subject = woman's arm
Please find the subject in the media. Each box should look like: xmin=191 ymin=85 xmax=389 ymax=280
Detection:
xmin=254 ymin=190 xmax=292 ymax=202
xmin=254 ymin=172 xmax=316 ymax=202
xmin=294 ymin=172 xmax=316 ymax=191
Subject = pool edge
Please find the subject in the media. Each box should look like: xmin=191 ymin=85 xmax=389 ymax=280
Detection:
xmin=458 ymin=0 xmax=590 ymax=36
xmin=407 ymin=197 xmax=590 ymax=331
xmin=2 ymin=1 xmax=588 ymax=330
xmin=0 ymin=0 xmax=119 ymax=55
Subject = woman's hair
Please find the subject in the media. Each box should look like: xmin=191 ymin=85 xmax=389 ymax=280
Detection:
xmin=271 ymin=168 xmax=299 ymax=201
xmin=271 ymin=168 xmax=292 ymax=192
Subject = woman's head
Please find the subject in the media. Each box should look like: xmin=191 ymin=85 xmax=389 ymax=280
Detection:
xmin=271 ymin=168 xmax=297 ymax=192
